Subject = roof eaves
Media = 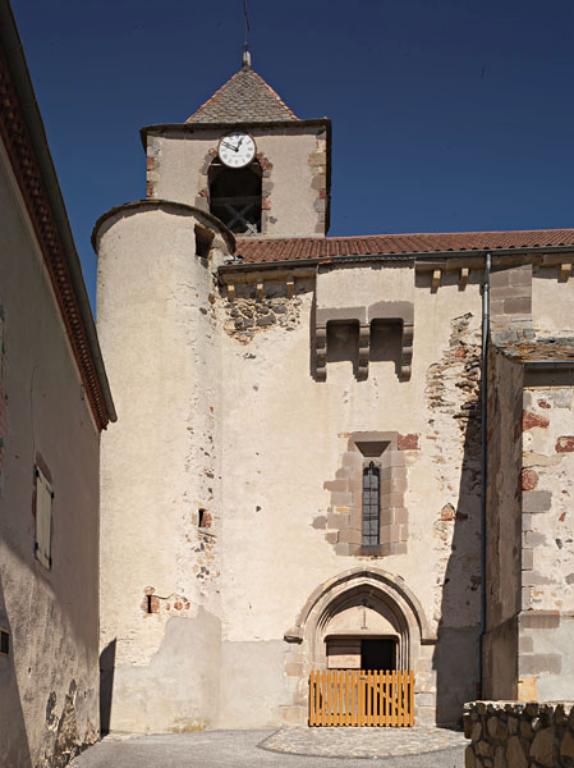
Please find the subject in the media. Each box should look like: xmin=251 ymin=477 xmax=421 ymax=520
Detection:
xmin=0 ymin=0 xmax=116 ymax=428
xmin=223 ymin=242 xmax=574 ymax=273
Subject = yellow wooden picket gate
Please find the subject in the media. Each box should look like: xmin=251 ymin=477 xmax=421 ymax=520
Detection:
xmin=309 ymin=670 xmax=415 ymax=727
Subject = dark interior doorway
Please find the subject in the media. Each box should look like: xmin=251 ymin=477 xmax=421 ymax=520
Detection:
xmin=361 ymin=638 xmax=396 ymax=671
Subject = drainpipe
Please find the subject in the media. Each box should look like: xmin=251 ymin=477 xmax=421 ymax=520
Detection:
xmin=479 ymin=253 xmax=491 ymax=699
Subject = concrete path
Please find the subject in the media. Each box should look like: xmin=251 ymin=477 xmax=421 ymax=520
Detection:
xmin=71 ymin=729 xmax=466 ymax=768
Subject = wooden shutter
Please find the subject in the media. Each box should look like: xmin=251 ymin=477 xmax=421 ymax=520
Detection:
xmin=35 ymin=467 xmax=53 ymax=569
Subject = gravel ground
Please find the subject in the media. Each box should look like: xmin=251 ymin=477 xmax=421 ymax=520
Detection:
xmin=71 ymin=729 xmax=465 ymax=768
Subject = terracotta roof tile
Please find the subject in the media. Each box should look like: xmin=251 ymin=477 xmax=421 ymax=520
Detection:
xmin=235 ymin=229 xmax=574 ymax=265
xmin=187 ymin=66 xmax=298 ymax=124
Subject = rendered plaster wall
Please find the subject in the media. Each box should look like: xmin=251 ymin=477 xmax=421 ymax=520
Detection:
xmin=97 ymin=233 xmax=485 ymax=730
xmin=519 ymin=378 xmax=574 ymax=700
xmin=483 ymin=349 xmax=524 ymax=700
xmin=96 ymin=206 xmax=227 ymax=733
xmin=531 ymin=267 xmax=574 ymax=337
xmin=217 ymin=265 xmax=483 ymax=728
xmin=0 ymin=142 xmax=100 ymax=765
xmin=146 ymin=125 xmax=327 ymax=236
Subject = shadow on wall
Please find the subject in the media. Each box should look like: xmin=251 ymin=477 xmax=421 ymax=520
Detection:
xmin=0 ymin=572 xmax=33 ymax=767
xmin=432 ymin=346 xmax=483 ymax=728
xmin=99 ymin=640 xmax=116 ymax=736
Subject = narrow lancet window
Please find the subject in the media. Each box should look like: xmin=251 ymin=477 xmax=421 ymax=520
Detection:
xmin=362 ymin=462 xmax=380 ymax=546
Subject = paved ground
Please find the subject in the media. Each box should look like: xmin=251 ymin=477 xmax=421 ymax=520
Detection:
xmin=71 ymin=729 xmax=466 ymax=768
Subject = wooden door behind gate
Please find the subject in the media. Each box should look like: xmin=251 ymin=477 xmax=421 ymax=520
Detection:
xmin=309 ymin=670 xmax=414 ymax=727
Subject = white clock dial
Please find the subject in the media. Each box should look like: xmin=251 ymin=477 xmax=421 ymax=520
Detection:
xmin=218 ymin=132 xmax=256 ymax=169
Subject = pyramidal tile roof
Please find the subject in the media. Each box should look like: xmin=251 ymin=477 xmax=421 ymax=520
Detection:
xmin=186 ymin=65 xmax=298 ymax=124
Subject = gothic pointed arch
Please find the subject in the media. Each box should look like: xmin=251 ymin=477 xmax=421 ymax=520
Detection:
xmin=285 ymin=566 xmax=435 ymax=647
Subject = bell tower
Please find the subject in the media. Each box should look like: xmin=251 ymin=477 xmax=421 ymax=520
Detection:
xmin=143 ymin=57 xmax=331 ymax=237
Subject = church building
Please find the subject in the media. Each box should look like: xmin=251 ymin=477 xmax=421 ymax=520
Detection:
xmin=94 ymin=55 xmax=574 ymax=732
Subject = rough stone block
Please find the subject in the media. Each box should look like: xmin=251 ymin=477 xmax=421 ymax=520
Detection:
xmin=488 ymin=716 xmax=508 ymax=741
xmin=523 ymin=530 xmax=546 ymax=547
xmin=308 ymin=151 xmax=326 ymax=167
xmin=392 ymin=507 xmax=409 ymax=525
xmin=490 ymin=270 xmax=511 ymax=288
xmin=517 ymin=675 xmax=537 ymax=700
xmin=284 ymin=662 xmax=303 ymax=677
xmin=338 ymin=528 xmax=361 ymax=545
xmin=521 ymin=514 xmax=534 ymax=532
xmin=509 ymin=265 xmax=532 ymax=286
xmin=522 ymin=491 xmax=552 ymax=514
xmin=507 ymin=716 xmax=519 ymax=736
xmin=520 ymin=653 xmax=561 ymax=675
xmin=327 ymin=512 xmax=349 ymax=529
xmin=520 ymin=468 xmax=538 ymax=491
xmin=505 ymin=735 xmax=528 ymax=768
xmin=330 ymin=492 xmax=353 ymax=507
xmin=503 ymin=297 xmax=531 ymax=314
xmin=476 ymin=740 xmax=493 ymax=758
xmin=529 ymin=726 xmax=556 ymax=767
xmin=494 ymin=745 xmax=507 ymax=768
xmin=560 ymin=729 xmax=574 ymax=759
xmin=518 ymin=634 xmax=533 ymax=653
xmin=465 ymin=745 xmax=477 ymax=768
xmin=521 ymin=548 xmax=534 ymax=570
xmin=556 ymin=436 xmax=574 ymax=453
xmin=521 ymin=571 xmax=552 ymax=586
xmin=379 ymin=492 xmax=405 ymax=509
xmin=397 ymin=433 xmax=419 ymax=450
xmin=523 ymin=410 xmax=550 ymax=431
xmin=520 ymin=611 xmax=560 ymax=629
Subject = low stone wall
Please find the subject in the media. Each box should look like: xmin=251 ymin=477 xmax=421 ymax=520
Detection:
xmin=464 ymin=701 xmax=574 ymax=767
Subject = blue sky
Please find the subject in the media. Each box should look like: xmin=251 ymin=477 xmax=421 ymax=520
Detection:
xmin=13 ymin=0 xmax=574 ymax=308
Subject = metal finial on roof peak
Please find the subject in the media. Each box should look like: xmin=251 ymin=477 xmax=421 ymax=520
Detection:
xmin=242 ymin=0 xmax=251 ymax=68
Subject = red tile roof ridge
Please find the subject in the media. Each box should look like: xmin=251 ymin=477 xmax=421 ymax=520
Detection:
xmin=233 ymin=228 xmax=574 ymax=265
xmin=237 ymin=226 xmax=574 ymax=244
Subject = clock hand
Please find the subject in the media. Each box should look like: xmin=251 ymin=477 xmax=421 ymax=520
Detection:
xmin=222 ymin=141 xmax=238 ymax=151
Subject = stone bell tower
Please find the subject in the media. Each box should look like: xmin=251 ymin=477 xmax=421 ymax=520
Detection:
xmin=143 ymin=55 xmax=331 ymax=237
xmin=94 ymin=56 xmax=334 ymax=733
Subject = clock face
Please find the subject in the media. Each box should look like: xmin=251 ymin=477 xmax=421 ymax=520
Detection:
xmin=218 ymin=132 xmax=256 ymax=169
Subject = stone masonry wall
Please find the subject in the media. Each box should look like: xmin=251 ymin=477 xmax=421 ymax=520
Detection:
xmin=521 ymin=383 xmax=574 ymax=614
xmin=464 ymin=701 xmax=574 ymax=768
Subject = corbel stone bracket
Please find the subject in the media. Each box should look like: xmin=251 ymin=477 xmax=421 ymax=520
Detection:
xmin=358 ymin=324 xmax=370 ymax=380
xmin=315 ymin=324 xmax=327 ymax=382
xmin=369 ymin=301 xmax=414 ymax=382
xmin=314 ymin=302 xmax=414 ymax=382
xmin=560 ymin=263 xmax=572 ymax=283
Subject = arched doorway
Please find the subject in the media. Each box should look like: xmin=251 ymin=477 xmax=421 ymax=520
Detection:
xmin=319 ymin=586 xmax=409 ymax=671
xmin=284 ymin=568 xmax=436 ymax=726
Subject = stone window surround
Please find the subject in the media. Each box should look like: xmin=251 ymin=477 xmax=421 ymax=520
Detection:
xmin=314 ymin=301 xmax=414 ymax=382
xmin=322 ymin=431 xmax=410 ymax=557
